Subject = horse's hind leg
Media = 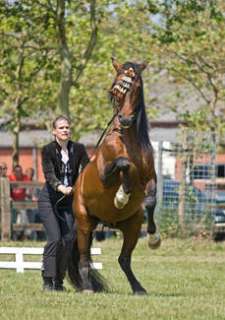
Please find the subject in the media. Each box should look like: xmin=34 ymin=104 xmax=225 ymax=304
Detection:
xmin=145 ymin=178 xmax=161 ymax=249
xmin=77 ymin=226 xmax=94 ymax=292
xmin=118 ymin=212 xmax=147 ymax=295
xmin=74 ymin=201 xmax=97 ymax=292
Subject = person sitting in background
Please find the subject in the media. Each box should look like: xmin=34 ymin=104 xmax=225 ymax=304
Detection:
xmin=8 ymin=164 xmax=30 ymax=239
xmin=0 ymin=162 xmax=8 ymax=178
xmin=25 ymin=167 xmax=44 ymax=240
xmin=25 ymin=167 xmax=37 ymax=200
xmin=25 ymin=167 xmax=35 ymax=181
xmin=8 ymin=164 xmax=29 ymax=202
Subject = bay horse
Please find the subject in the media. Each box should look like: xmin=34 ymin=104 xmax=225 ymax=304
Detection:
xmin=68 ymin=58 xmax=161 ymax=295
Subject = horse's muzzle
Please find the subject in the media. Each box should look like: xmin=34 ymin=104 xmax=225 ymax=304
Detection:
xmin=118 ymin=113 xmax=135 ymax=128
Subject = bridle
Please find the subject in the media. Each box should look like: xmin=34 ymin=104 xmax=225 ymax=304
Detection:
xmin=95 ymin=71 xmax=139 ymax=148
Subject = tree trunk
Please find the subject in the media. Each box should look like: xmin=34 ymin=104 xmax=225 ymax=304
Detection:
xmin=56 ymin=0 xmax=98 ymax=116
xmin=58 ymin=48 xmax=72 ymax=116
xmin=57 ymin=0 xmax=72 ymax=116
xmin=12 ymin=97 xmax=21 ymax=167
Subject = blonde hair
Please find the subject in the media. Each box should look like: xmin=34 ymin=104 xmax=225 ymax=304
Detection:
xmin=52 ymin=115 xmax=71 ymax=129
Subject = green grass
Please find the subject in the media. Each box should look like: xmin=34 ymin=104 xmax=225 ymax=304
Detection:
xmin=0 ymin=238 xmax=225 ymax=320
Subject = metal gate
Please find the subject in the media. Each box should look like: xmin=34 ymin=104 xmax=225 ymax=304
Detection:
xmin=154 ymin=130 xmax=224 ymax=236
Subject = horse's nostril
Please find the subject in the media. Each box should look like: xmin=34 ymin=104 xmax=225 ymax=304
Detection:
xmin=118 ymin=113 xmax=122 ymax=119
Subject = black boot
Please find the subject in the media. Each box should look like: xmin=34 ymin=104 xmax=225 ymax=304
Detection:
xmin=42 ymin=271 xmax=53 ymax=291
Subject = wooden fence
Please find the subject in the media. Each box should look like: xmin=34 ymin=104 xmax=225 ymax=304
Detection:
xmin=0 ymin=247 xmax=102 ymax=272
xmin=0 ymin=178 xmax=44 ymax=240
xmin=0 ymin=177 xmax=145 ymax=241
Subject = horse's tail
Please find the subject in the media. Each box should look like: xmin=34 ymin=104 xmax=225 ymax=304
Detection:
xmin=67 ymin=233 xmax=109 ymax=292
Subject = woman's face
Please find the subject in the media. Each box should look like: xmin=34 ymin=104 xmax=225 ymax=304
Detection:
xmin=53 ymin=119 xmax=71 ymax=142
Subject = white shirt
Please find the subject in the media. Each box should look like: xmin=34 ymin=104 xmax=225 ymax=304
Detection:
xmin=61 ymin=149 xmax=69 ymax=186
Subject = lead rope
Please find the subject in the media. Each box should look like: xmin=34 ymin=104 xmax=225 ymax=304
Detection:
xmin=94 ymin=107 xmax=119 ymax=236
xmin=54 ymin=194 xmax=67 ymax=222
xmin=95 ymin=96 xmax=119 ymax=149
xmin=95 ymin=108 xmax=119 ymax=149
xmin=54 ymin=186 xmax=75 ymax=222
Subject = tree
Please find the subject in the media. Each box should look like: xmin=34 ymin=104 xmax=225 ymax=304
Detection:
xmin=147 ymin=0 xmax=225 ymax=136
xmin=68 ymin=0 xmax=158 ymax=138
xmin=0 ymin=1 xmax=52 ymax=165
xmin=38 ymin=0 xmax=100 ymax=116
xmin=0 ymin=0 xmax=169 ymax=151
xmin=0 ymin=0 xmax=102 ymax=162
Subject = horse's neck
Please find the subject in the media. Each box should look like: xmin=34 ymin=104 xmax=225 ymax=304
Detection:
xmin=122 ymin=127 xmax=139 ymax=146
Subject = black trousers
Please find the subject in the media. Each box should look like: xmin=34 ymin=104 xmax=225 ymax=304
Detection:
xmin=38 ymin=185 xmax=74 ymax=280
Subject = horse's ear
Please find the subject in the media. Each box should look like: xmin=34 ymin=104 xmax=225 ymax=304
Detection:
xmin=139 ymin=62 xmax=148 ymax=72
xmin=111 ymin=57 xmax=122 ymax=72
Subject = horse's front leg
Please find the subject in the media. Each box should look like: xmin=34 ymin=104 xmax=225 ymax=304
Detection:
xmin=101 ymin=157 xmax=132 ymax=209
xmin=145 ymin=178 xmax=161 ymax=249
xmin=117 ymin=211 xmax=147 ymax=295
xmin=114 ymin=157 xmax=132 ymax=209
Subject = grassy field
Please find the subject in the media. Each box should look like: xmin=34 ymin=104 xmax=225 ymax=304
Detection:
xmin=0 ymin=237 xmax=225 ymax=320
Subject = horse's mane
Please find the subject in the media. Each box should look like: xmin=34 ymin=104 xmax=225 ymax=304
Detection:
xmin=135 ymin=77 xmax=152 ymax=151
xmin=110 ymin=62 xmax=152 ymax=152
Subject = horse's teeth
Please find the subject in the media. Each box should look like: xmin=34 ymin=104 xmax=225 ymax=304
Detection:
xmin=118 ymin=86 xmax=125 ymax=93
xmin=113 ymin=83 xmax=128 ymax=94
xmin=123 ymin=76 xmax=132 ymax=83
xmin=123 ymin=82 xmax=130 ymax=88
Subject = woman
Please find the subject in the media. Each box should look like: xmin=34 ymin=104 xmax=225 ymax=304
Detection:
xmin=38 ymin=115 xmax=89 ymax=291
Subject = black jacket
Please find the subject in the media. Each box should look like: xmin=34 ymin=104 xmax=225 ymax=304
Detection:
xmin=41 ymin=140 xmax=89 ymax=192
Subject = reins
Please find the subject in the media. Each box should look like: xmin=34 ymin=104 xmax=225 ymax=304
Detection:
xmin=95 ymin=109 xmax=119 ymax=149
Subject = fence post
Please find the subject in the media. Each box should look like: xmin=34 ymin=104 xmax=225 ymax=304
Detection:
xmin=0 ymin=177 xmax=11 ymax=240
xmin=157 ymin=141 xmax=163 ymax=204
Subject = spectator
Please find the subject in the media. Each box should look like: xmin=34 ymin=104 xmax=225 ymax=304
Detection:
xmin=25 ymin=167 xmax=44 ymax=241
xmin=25 ymin=167 xmax=37 ymax=200
xmin=8 ymin=164 xmax=29 ymax=202
xmin=0 ymin=162 xmax=8 ymax=177
xmin=8 ymin=164 xmax=30 ymax=239
xmin=25 ymin=167 xmax=35 ymax=181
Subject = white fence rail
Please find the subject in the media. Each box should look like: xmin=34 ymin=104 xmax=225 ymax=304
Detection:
xmin=0 ymin=247 xmax=102 ymax=273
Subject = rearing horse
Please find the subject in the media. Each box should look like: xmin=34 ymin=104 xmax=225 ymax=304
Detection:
xmin=68 ymin=58 xmax=161 ymax=295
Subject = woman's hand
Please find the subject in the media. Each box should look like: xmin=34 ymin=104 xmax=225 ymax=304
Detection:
xmin=57 ymin=185 xmax=73 ymax=195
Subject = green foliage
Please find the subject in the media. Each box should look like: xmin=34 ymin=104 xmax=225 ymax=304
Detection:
xmin=0 ymin=1 xmax=57 ymax=123
xmin=68 ymin=0 xmax=157 ymax=138
xmin=157 ymin=207 xmax=179 ymax=238
xmin=0 ymin=0 xmax=157 ymax=140
xmin=151 ymin=0 xmax=225 ymax=135
xmin=1 ymin=0 xmax=225 ymax=144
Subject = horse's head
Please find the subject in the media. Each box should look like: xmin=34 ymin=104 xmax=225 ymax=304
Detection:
xmin=110 ymin=58 xmax=147 ymax=129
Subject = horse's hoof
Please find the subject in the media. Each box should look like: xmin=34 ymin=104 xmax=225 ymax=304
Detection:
xmin=134 ymin=290 xmax=147 ymax=296
xmin=114 ymin=185 xmax=130 ymax=209
xmin=148 ymin=232 xmax=161 ymax=249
